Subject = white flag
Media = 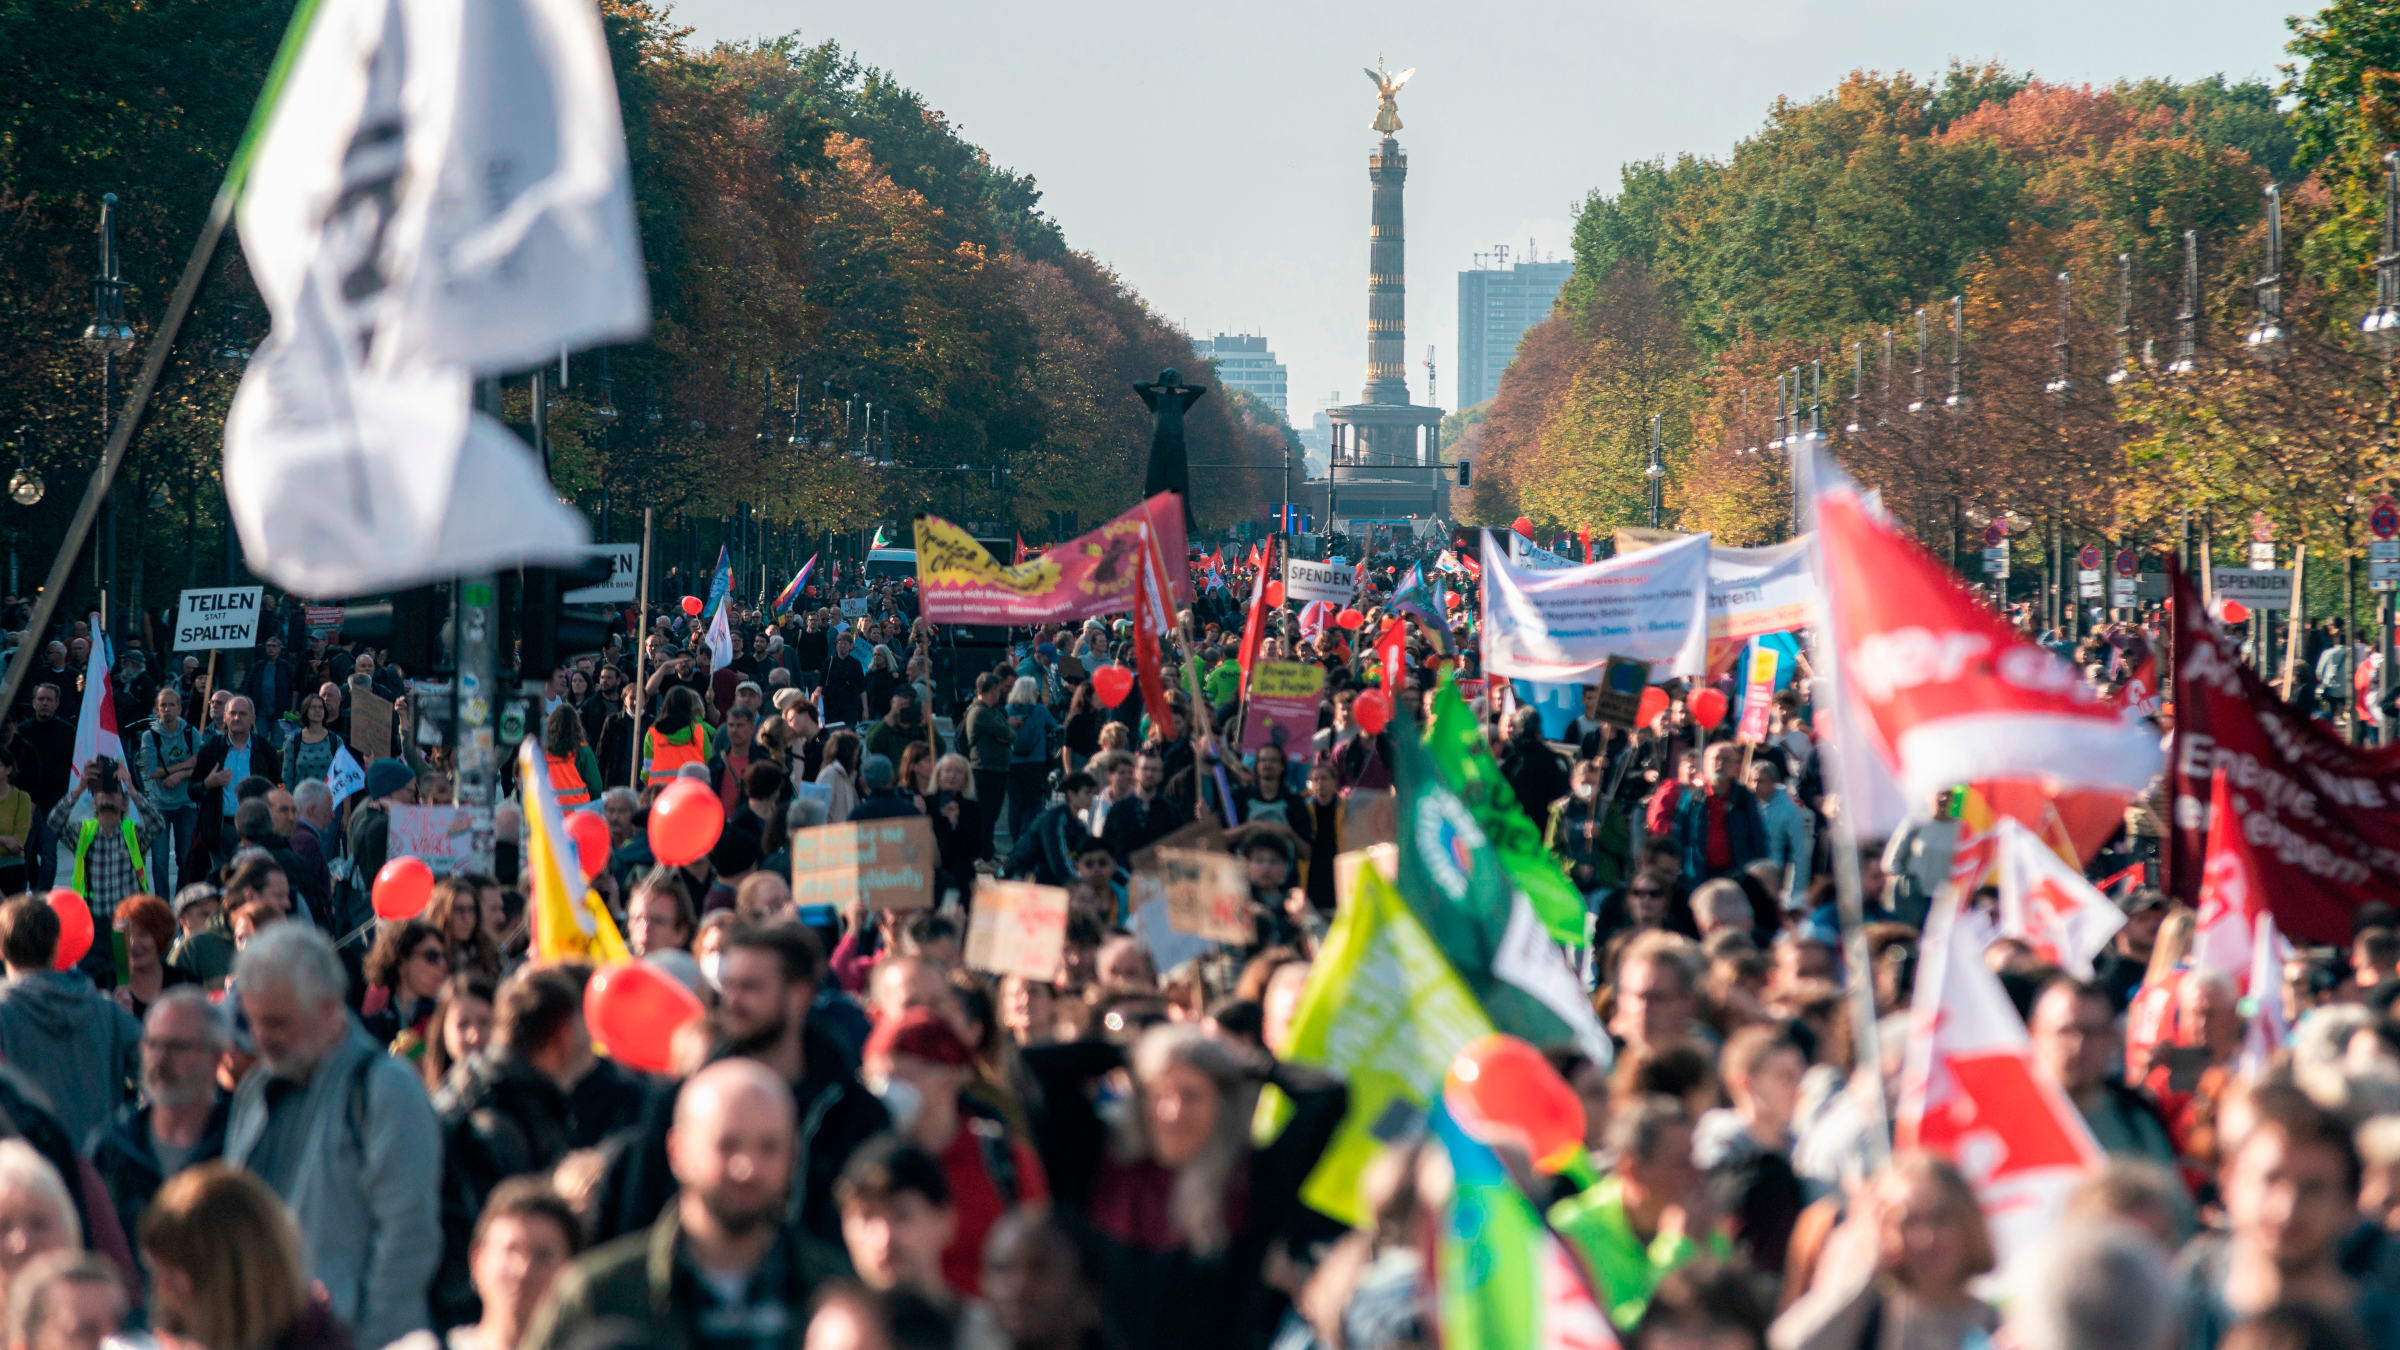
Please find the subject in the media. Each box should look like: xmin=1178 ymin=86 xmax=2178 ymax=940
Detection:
xmin=706 ymin=601 xmax=734 ymax=672
xmin=1993 ymin=819 xmax=2124 ymax=979
xmin=69 ymin=616 xmax=123 ymax=783
xmin=326 ymin=743 xmax=368 ymax=804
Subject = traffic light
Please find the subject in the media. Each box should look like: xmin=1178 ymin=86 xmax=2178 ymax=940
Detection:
xmin=1455 ymin=459 xmax=1472 ymax=487
xmin=519 ymin=557 xmax=619 ymax=680
xmin=340 ymin=584 xmax=450 ymax=675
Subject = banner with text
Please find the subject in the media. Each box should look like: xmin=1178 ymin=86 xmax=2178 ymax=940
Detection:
xmin=1709 ymin=537 xmax=1818 ymax=640
xmin=790 ymin=817 xmax=935 ymax=911
xmin=915 ymin=493 xmax=1190 ymax=624
xmin=1283 ymin=557 xmax=1357 ymax=607
xmin=1478 ymin=529 xmax=1710 ymax=682
xmin=174 ymin=587 xmax=264 ymax=651
xmin=1240 ymin=662 xmax=1328 ymax=753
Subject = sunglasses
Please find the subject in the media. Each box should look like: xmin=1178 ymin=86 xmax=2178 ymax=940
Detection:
xmin=412 ymin=946 xmax=449 ymax=967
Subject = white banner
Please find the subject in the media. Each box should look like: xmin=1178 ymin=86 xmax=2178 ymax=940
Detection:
xmin=1283 ymin=557 xmax=1356 ymax=607
xmin=2215 ymin=568 xmax=2294 ymax=611
xmin=564 ymin=543 xmax=640 ymax=603
xmin=1510 ymin=534 xmax=1578 ymax=571
xmin=1478 ymin=529 xmax=1709 ymax=681
xmin=174 ymin=587 xmax=265 ymax=651
xmin=1708 ymin=537 xmax=1817 ymax=640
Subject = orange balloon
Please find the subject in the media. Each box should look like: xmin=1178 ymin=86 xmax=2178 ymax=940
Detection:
xmin=648 ymin=779 xmax=723 ymax=867
xmin=1446 ymin=1034 xmax=1586 ymax=1173
xmin=1636 ymin=685 xmax=1669 ymax=725
xmin=566 ymin=810 xmax=613 ymax=882
xmin=584 ymin=961 xmax=704 ymax=1074
xmin=1690 ymin=687 xmax=1730 ymax=730
xmin=46 ymin=889 xmax=91 ymax=970
xmin=372 ymin=857 xmax=435 ymax=921
xmin=1351 ymin=688 xmax=1392 ymax=735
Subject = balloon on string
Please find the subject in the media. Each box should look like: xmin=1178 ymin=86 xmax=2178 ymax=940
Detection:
xmin=1264 ymin=580 xmax=1286 ymax=608
xmin=1444 ymin=591 xmax=1462 ymax=609
xmin=1689 ymin=688 xmax=1730 ymax=730
xmin=46 ymin=889 xmax=91 ymax=970
xmin=565 ymin=810 xmax=613 ymax=882
xmin=1336 ymin=608 xmax=1365 ymax=630
xmin=680 ymin=595 xmax=702 ymax=616
xmin=584 ymin=961 xmax=705 ymax=1074
xmin=1512 ymin=516 xmax=1535 ymax=538
xmin=1636 ymin=686 xmax=1670 ymax=726
xmin=2220 ymin=600 xmax=2251 ymax=625
xmin=372 ymin=857 xmax=435 ymax=921
xmin=1092 ymin=666 xmax=1136 ymax=708
xmin=1351 ymin=689 xmax=1393 ymax=735
xmin=1446 ymin=1034 xmax=1586 ymax=1174
xmin=648 ymin=779 xmax=723 ymax=867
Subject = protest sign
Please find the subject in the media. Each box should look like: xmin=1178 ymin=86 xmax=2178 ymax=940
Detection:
xmin=304 ymin=604 xmax=343 ymax=637
xmin=387 ymin=804 xmax=475 ymax=874
xmin=1239 ymin=662 xmax=1327 ymax=753
xmin=1478 ymin=529 xmax=1709 ymax=682
xmin=1509 ymin=534 xmax=1577 ymax=571
xmin=1157 ymin=848 xmax=1254 ymax=944
xmin=839 ymin=597 xmax=870 ymax=618
xmin=915 ymin=494 xmax=1190 ymax=624
xmin=564 ymin=543 xmax=640 ymax=603
xmin=789 ymin=817 xmax=935 ymax=911
xmin=173 ymin=587 xmax=264 ymax=651
xmin=2213 ymin=568 xmax=2294 ymax=611
xmin=2166 ymin=568 xmax=2400 ymax=943
xmin=1588 ymin=656 xmax=1649 ymax=728
xmin=1129 ymin=874 xmax=1216 ymax=974
xmin=1283 ymin=557 xmax=1356 ymax=607
xmin=963 ymin=881 xmax=1070 ymax=981
xmin=350 ymin=687 xmax=394 ymax=761
xmin=1708 ymin=537 xmax=1817 ymax=640
xmin=1736 ymin=644 xmax=1779 ymax=743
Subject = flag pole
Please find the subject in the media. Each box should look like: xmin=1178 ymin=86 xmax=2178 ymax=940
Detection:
xmin=1829 ymin=810 xmax=1893 ymax=1173
xmin=630 ymin=508 xmax=652 ymax=790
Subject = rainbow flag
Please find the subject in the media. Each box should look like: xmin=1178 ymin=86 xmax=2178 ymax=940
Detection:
xmin=773 ymin=553 xmax=818 ymax=613
xmin=519 ymin=739 xmax=631 ymax=965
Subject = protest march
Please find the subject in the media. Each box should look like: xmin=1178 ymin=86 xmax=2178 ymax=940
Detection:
xmin=10 ymin=2 xmax=2400 ymax=1350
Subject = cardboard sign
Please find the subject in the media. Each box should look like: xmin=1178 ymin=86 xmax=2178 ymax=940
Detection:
xmin=1239 ymin=662 xmax=1327 ymax=753
xmin=963 ymin=880 xmax=1070 ymax=981
xmin=789 ymin=817 xmax=935 ymax=911
xmin=1156 ymin=847 xmax=1254 ymax=944
xmin=1737 ymin=644 xmax=1779 ymax=744
xmin=1283 ymin=557 xmax=1356 ymax=607
xmin=387 ymin=804 xmax=475 ymax=874
xmin=350 ymin=686 xmax=394 ymax=761
xmin=1588 ymin=656 xmax=1649 ymax=729
xmin=1129 ymin=873 xmax=1217 ymax=974
xmin=173 ymin=587 xmax=264 ymax=651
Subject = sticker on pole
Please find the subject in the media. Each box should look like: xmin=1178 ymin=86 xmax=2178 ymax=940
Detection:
xmin=173 ymin=587 xmax=264 ymax=651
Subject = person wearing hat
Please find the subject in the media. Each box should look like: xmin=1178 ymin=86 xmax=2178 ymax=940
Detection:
xmin=861 ymin=1008 xmax=1048 ymax=1298
xmin=164 ymin=882 xmax=235 ymax=989
xmin=849 ymin=754 xmax=922 ymax=824
xmin=340 ymin=758 xmax=417 ymax=932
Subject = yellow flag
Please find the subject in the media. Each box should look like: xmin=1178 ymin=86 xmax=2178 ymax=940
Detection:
xmin=519 ymin=739 xmax=631 ymax=965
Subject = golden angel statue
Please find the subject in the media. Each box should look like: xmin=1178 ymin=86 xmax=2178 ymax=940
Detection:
xmin=1364 ymin=57 xmax=1414 ymax=134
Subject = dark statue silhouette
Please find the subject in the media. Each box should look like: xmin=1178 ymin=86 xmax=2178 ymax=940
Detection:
xmin=1134 ymin=368 xmax=1205 ymax=530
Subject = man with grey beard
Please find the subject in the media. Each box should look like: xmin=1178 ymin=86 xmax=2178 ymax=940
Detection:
xmin=84 ymin=988 xmax=230 ymax=1246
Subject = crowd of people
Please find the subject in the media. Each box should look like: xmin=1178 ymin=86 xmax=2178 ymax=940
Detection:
xmin=0 ymin=532 xmax=2381 ymax=1350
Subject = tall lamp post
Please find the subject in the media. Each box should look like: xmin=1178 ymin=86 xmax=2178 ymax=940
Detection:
xmin=2168 ymin=230 xmax=2201 ymax=377
xmin=83 ymin=193 xmax=135 ymax=630
xmin=2364 ymin=153 xmax=2400 ymax=739
xmin=1644 ymin=413 xmax=1664 ymax=528
xmin=2246 ymin=185 xmax=2290 ymax=365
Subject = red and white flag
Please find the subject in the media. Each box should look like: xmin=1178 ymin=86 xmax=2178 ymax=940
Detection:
xmin=1898 ymin=889 xmax=2103 ymax=1293
xmin=2190 ymin=766 xmax=2266 ymax=983
xmin=2112 ymin=650 xmax=2160 ymax=717
xmin=1993 ymin=818 xmax=2124 ymax=978
xmin=1803 ymin=446 xmax=2160 ymax=828
xmin=1235 ymin=554 xmax=1269 ymax=701
xmin=1131 ymin=520 xmax=1178 ymax=732
xmin=70 ymin=614 xmax=123 ymax=782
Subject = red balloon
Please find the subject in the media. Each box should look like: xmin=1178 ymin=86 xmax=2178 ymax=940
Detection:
xmin=372 ymin=857 xmax=434 ymax=921
xmin=680 ymin=595 xmax=702 ymax=616
xmin=1351 ymin=689 xmax=1393 ymax=735
xmin=1336 ymin=608 xmax=1365 ymax=630
xmin=1264 ymin=580 xmax=1286 ymax=608
xmin=46 ymin=889 xmax=91 ymax=971
xmin=1512 ymin=516 xmax=1535 ymax=538
xmin=1447 ymin=1034 xmax=1586 ymax=1173
xmin=1444 ymin=591 xmax=1463 ymax=610
xmin=1092 ymin=665 xmax=1136 ymax=708
xmin=1690 ymin=687 xmax=1730 ymax=730
xmin=584 ymin=961 xmax=705 ymax=1074
xmin=1636 ymin=686 xmax=1670 ymax=726
xmin=2221 ymin=600 xmax=2251 ymax=625
xmin=566 ymin=810 xmax=613 ymax=882
xmin=648 ymin=779 xmax=723 ymax=867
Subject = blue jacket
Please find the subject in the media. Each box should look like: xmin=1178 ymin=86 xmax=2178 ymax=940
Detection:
xmin=1670 ymin=783 xmax=1768 ymax=882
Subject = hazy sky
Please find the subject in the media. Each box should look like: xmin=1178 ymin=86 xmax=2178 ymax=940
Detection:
xmin=672 ymin=0 xmax=2299 ymax=418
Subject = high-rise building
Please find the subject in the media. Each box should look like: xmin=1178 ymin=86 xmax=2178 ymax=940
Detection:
xmin=1194 ymin=333 xmax=1289 ymax=418
xmin=1457 ymin=251 xmax=1573 ymax=408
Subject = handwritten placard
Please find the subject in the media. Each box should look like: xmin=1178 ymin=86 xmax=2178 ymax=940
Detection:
xmin=350 ymin=686 xmax=394 ymax=761
xmin=789 ymin=817 xmax=935 ymax=911
xmin=963 ymin=881 xmax=1070 ymax=982
xmin=1157 ymin=847 xmax=1254 ymax=944
xmin=387 ymin=804 xmax=475 ymax=874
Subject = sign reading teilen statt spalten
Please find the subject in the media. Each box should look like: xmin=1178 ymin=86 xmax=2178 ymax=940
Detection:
xmin=174 ymin=587 xmax=264 ymax=651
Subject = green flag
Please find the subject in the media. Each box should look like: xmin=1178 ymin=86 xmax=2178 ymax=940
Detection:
xmin=1267 ymin=859 xmax=1493 ymax=1225
xmin=1391 ymin=706 xmax=1616 ymax=1069
xmin=1423 ymin=680 xmax=1587 ymax=946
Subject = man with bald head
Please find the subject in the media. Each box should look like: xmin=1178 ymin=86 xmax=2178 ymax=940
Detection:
xmin=527 ymin=1059 xmax=849 ymax=1350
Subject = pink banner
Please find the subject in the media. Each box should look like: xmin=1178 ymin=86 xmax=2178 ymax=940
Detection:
xmin=914 ymin=493 xmax=1191 ymax=625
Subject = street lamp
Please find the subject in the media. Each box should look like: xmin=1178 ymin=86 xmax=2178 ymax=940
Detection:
xmin=2168 ymin=229 xmax=2201 ymax=376
xmin=1944 ymin=295 xmax=1968 ymax=409
xmin=1908 ymin=308 xmax=1931 ymax=414
xmin=2365 ymin=152 xmax=2400 ymax=353
xmin=1769 ymin=374 xmax=1787 ymax=452
xmin=6 ymin=426 xmax=38 ymax=508
xmin=2246 ymin=184 xmax=2289 ymax=364
xmin=1644 ymin=413 xmax=1664 ymax=528
xmin=1846 ymin=341 xmax=1864 ymax=434
xmin=2108 ymin=252 xmax=2135 ymax=385
xmin=2045 ymin=271 xmax=2075 ymax=399
xmin=83 ymin=192 xmax=133 ymax=623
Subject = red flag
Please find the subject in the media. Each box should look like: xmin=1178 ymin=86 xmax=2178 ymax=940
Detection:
xmin=2110 ymin=650 xmax=2160 ymax=717
xmin=1013 ymin=533 xmax=1028 ymax=565
xmin=1577 ymin=524 xmax=1593 ymax=565
xmin=1374 ymin=616 xmax=1407 ymax=693
xmin=1236 ymin=556 xmax=1269 ymax=701
xmin=1132 ymin=521 xmax=1178 ymax=733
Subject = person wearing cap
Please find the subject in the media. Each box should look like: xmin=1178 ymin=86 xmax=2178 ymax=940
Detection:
xmin=849 ymin=755 xmax=922 ymax=824
xmin=862 ymin=1008 xmax=1048 ymax=1298
xmin=340 ymin=757 xmax=417 ymax=933
xmin=164 ymin=882 xmax=235 ymax=989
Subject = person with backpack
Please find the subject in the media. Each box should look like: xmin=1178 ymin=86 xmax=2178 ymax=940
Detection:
xmin=341 ymin=759 xmax=416 ymax=934
xmin=1005 ymin=772 xmax=1096 ymax=888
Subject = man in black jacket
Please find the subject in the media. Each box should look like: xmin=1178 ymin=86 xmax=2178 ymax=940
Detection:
xmin=87 ymin=988 xmax=229 ymax=1248
xmin=1008 ymin=772 xmax=1097 ymax=886
xmin=592 ymin=922 xmax=886 ymax=1251
xmin=1497 ymin=708 xmax=1573 ymax=823
xmin=1101 ymin=748 xmax=1184 ymax=864
xmin=820 ymin=631 xmax=870 ymax=726
xmin=190 ymin=696 xmax=281 ymax=877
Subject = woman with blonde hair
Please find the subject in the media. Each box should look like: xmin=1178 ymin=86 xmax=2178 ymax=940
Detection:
xmin=0 ymin=1140 xmax=79 ymax=1332
xmin=1769 ymin=1151 xmax=1997 ymax=1350
xmin=927 ymin=752 xmax=988 ymax=899
xmin=138 ymin=1163 xmax=344 ymax=1350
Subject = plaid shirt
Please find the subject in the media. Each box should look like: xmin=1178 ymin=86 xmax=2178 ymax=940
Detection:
xmin=48 ymin=787 xmax=165 ymax=920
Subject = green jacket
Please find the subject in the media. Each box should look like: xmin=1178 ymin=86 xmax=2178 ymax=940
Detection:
xmin=522 ymin=1208 xmax=848 ymax=1350
xmin=963 ymin=700 xmax=1016 ymax=771
xmin=1203 ymin=659 xmax=1242 ymax=708
xmin=1547 ymin=1175 xmax=1729 ymax=1330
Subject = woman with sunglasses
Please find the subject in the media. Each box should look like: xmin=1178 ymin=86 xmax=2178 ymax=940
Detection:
xmin=359 ymin=918 xmax=449 ymax=1056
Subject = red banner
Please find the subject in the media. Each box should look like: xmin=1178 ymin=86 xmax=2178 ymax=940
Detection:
xmin=2166 ymin=567 xmax=2400 ymax=944
xmin=914 ymin=493 xmax=1191 ymax=625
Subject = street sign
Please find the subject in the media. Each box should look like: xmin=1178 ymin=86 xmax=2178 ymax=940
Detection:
xmin=1982 ymin=546 xmax=2009 ymax=577
xmin=2217 ymin=568 xmax=2295 ymax=611
xmin=2077 ymin=544 xmax=2102 ymax=571
xmin=2249 ymin=541 xmax=2277 ymax=570
xmin=2078 ymin=567 xmax=2103 ymax=598
xmin=2374 ymin=499 xmax=2400 ymax=541
xmin=1983 ymin=521 xmax=2006 ymax=548
xmin=2371 ymin=540 xmax=2400 ymax=562
xmin=2374 ymin=558 xmax=2400 ymax=585
xmin=2114 ymin=550 xmax=2138 ymax=579
xmin=2110 ymin=579 xmax=2137 ymax=608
